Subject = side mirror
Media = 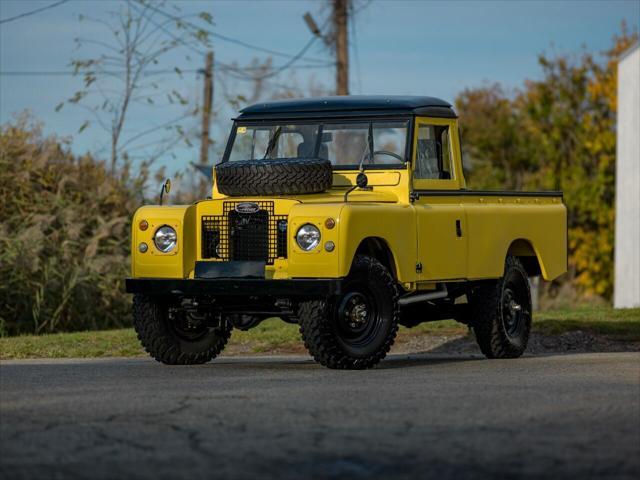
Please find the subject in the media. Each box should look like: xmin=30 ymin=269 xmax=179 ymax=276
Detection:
xmin=356 ymin=172 xmax=368 ymax=188
xmin=344 ymin=172 xmax=370 ymax=203
xmin=159 ymin=178 xmax=171 ymax=205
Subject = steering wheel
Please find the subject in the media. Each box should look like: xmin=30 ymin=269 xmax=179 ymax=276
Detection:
xmin=373 ymin=150 xmax=404 ymax=161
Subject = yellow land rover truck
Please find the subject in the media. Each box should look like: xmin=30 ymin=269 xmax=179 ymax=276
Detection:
xmin=126 ymin=96 xmax=567 ymax=369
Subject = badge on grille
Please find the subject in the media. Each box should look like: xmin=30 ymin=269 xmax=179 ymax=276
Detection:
xmin=235 ymin=202 xmax=260 ymax=214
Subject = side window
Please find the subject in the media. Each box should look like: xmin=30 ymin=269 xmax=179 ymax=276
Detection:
xmin=415 ymin=124 xmax=452 ymax=180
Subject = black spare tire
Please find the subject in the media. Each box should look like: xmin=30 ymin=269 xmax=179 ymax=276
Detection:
xmin=215 ymin=158 xmax=333 ymax=196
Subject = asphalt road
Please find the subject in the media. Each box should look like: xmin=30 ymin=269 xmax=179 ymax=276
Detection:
xmin=1 ymin=352 xmax=639 ymax=480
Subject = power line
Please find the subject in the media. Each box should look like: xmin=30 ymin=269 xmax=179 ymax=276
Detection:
xmin=208 ymin=30 xmax=327 ymax=65
xmin=353 ymin=0 xmax=373 ymax=15
xmin=0 ymin=69 xmax=192 ymax=76
xmin=144 ymin=2 xmax=329 ymax=80
xmin=0 ymin=63 xmax=335 ymax=77
xmin=0 ymin=0 xmax=68 ymax=25
xmin=145 ymin=2 xmax=322 ymax=64
xmin=241 ymin=36 xmax=319 ymax=81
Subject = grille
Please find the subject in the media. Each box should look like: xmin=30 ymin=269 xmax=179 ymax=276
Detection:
xmin=202 ymin=201 xmax=287 ymax=264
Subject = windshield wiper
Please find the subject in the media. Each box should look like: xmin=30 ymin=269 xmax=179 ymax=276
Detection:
xmin=358 ymin=123 xmax=374 ymax=172
xmin=263 ymin=126 xmax=282 ymax=159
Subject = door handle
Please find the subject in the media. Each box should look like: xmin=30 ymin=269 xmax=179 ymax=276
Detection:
xmin=456 ymin=220 xmax=462 ymax=237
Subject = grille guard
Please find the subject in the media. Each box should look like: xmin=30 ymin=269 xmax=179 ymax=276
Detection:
xmin=201 ymin=201 xmax=287 ymax=264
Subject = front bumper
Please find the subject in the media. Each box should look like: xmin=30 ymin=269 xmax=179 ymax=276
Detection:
xmin=125 ymin=277 xmax=343 ymax=297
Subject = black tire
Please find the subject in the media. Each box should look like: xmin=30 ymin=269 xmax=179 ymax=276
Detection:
xmin=298 ymin=255 xmax=399 ymax=369
xmin=469 ymin=256 xmax=532 ymax=359
xmin=133 ymin=294 xmax=231 ymax=365
xmin=215 ymin=158 xmax=333 ymax=196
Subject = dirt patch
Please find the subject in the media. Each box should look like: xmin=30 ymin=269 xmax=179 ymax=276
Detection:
xmin=224 ymin=331 xmax=640 ymax=357
xmin=394 ymin=331 xmax=640 ymax=356
xmin=224 ymin=341 xmax=308 ymax=357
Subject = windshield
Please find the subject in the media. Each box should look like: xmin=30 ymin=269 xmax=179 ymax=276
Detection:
xmin=225 ymin=120 xmax=409 ymax=168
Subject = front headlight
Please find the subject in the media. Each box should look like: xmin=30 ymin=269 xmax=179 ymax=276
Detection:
xmin=296 ymin=224 xmax=321 ymax=251
xmin=154 ymin=225 xmax=177 ymax=252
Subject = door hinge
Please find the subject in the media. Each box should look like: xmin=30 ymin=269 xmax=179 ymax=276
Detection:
xmin=410 ymin=191 xmax=419 ymax=202
xmin=416 ymin=262 xmax=423 ymax=273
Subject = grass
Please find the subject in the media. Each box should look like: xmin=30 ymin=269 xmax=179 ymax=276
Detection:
xmin=1 ymin=307 xmax=638 ymax=360
xmin=534 ymin=306 xmax=640 ymax=341
xmin=0 ymin=329 xmax=142 ymax=360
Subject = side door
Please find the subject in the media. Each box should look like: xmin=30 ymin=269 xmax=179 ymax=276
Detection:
xmin=412 ymin=117 xmax=467 ymax=281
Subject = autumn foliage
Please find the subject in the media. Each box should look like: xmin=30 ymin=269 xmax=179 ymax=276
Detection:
xmin=0 ymin=116 xmax=146 ymax=335
xmin=456 ymin=26 xmax=638 ymax=301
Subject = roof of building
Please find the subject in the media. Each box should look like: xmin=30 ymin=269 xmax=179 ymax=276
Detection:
xmin=237 ymin=95 xmax=457 ymax=119
xmin=619 ymin=41 xmax=640 ymax=62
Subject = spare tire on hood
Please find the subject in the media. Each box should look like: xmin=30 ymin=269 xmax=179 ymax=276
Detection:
xmin=215 ymin=158 xmax=333 ymax=196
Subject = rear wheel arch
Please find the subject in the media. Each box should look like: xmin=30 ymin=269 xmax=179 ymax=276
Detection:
xmin=507 ymin=238 xmax=543 ymax=278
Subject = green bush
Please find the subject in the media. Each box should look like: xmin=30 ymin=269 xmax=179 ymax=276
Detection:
xmin=0 ymin=116 xmax=146 ymax=335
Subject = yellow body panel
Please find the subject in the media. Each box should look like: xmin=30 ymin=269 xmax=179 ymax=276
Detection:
xmin=131 ymin=205 xmax=197 ymax=278
xmin=130 ymin=116 xmax=567 ymax=287
xmin=463 ymin=198 xmax=567 ymax=280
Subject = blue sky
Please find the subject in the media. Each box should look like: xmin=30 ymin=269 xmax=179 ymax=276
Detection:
xmin=1 ymin=0 xmax=638 ymax=177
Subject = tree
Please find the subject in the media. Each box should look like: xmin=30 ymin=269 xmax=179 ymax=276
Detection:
xmin=455 ymin=25 xmax=638 ymax=300
xmin=456 ymin=84 xmax=537 ymax=190
xmin=58 ymin=0 xmax=213 ymax=173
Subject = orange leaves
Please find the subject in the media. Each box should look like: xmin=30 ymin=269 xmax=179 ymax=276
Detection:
xmin=455 ymin=25 xmax=638 ymax=301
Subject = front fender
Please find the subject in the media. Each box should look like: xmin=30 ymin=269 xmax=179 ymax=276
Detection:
xmin=286 ymin=203 xmax=343 ymax=278
xmin=131 ymin=205 xmax=197 ymax=278
xmin=337 ymin=204 xmax=417 ymax=282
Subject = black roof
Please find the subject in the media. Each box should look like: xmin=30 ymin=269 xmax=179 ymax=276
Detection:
xmin=237 ymin=95 xmax=456 ymax=119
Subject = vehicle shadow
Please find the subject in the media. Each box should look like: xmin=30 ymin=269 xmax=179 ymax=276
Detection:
xmin=376 ymin=335 xmax=485 ymax=369
xmin=377 ymin=353 xmax=482 ymax=370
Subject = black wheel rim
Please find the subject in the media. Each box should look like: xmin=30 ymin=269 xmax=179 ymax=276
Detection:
xmin=501 ymin=273 xmax=529 ymax=341
xmin=333 ymin=284 xmax=384 ymax=349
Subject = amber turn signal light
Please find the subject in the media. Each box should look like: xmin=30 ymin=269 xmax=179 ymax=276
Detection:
xmin=325 ymin=218 xmax=336 ymax=229
xmin=139 ymin=220 xmax=149 ymax=231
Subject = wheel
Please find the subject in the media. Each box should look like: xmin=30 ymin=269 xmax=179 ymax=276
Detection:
xmin=298 ymin=255 xmax=399 ymax=369
xmin=133 ymin=294 xmax=232 ymax=365
xmin=214 ymin=157 xmax=332 ymax=196
xmin=469 ymin=256 xmax=532 ymax=358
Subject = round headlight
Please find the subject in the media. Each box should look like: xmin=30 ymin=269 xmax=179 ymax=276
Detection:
xmin=154 ymin=225 xmax=177 ymax=253
xmin=296 ymin=224 xmax=321 ymax=251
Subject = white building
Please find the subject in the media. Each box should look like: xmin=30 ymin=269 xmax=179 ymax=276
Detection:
xmin=614 ymin=44 xmax=640 ymax=308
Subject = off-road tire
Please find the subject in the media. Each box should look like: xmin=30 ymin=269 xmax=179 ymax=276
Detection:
xmin=469 ymin=256 xmax=532 ymax=358
xmin=298 ymin=255 xmax=399 ymax=369
xmin=133 ymin=294 xmax=231 ymax=365
xmin=215 ymin=158 xmax=333 ymax=196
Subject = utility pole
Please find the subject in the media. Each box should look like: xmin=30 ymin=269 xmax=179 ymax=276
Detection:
xmin=334 ymin=0 xmax=349 ymax=95
xmin=200 ymin=51 xmax=214 ymax=166
xmin=303 ymin=1 xmax=349 ymax=96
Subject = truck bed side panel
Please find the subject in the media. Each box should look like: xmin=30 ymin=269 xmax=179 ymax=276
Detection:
xmin=464 ymin=200 xmax=567 ymax=281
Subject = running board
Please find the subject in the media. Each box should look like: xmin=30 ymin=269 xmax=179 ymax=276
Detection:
xmin=398 ymin=285 xmax=448 ymax=306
